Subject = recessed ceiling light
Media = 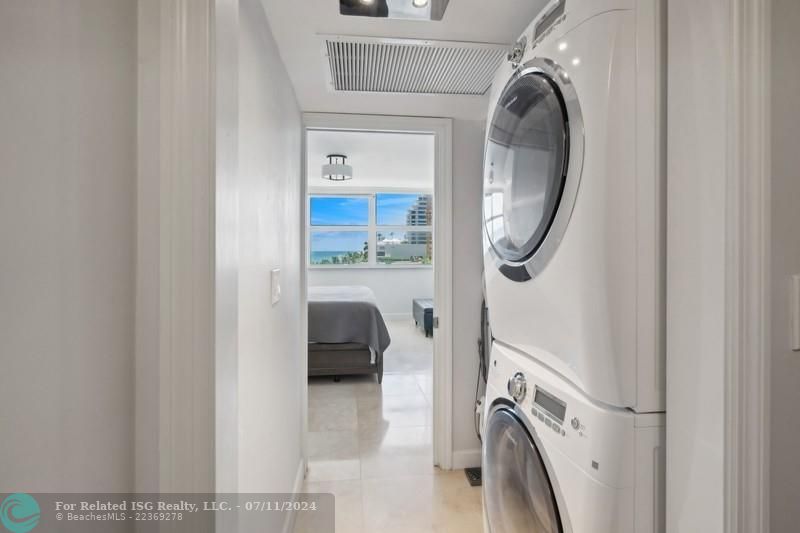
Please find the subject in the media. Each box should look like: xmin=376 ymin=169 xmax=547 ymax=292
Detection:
xmin=558 ymin=41 xmax=568 ymax=51
xmin=412 ymin=0 xmax=429 ymax=7
xmin=571 ymin=57 xmax=581 ymax=66
xmin=360 ymin=0 xmax=375 ymax=4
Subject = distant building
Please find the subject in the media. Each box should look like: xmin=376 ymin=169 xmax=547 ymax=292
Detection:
xmin=374 ymin=195 xmax=433 ymax=263
xmin=376 ymin=240 xmax=427 ymax=263
xmin=406 ymin=195 xmax=433 ymax=258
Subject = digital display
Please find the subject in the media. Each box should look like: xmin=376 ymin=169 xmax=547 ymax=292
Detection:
xmin=534 ymin=387 xmax=566 ymax=423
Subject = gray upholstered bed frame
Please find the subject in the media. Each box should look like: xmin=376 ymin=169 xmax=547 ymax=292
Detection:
xmin=308 ymin=342 xmax=384 ymax=383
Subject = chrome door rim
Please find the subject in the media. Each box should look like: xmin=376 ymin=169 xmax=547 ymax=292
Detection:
xmin=483 ymin=57 xmax=585 ymax=282
xmin=482 ymin=401 xmax=573 ymax=533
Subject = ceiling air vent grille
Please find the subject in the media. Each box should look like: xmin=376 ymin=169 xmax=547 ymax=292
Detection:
xmin=323 ymin=37 xmax=508 ymax=95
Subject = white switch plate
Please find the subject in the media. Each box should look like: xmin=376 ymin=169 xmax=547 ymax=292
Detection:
xmin=271 ymin=268 xmax=281 ymax=305
xmin=792 ymin=274 xmax=800 ymax=351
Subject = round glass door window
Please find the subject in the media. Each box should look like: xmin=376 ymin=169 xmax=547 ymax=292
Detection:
xmin=483 ymin=407 xmax=563 ymax=533
xmin=483 ymin=69 xmax=569 ymax=265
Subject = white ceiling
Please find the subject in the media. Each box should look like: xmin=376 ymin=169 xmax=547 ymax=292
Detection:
xmin=307 ymin=130 xmax=434 ymax=189
xmin=259 ymin=0 xmax=549 ymax=120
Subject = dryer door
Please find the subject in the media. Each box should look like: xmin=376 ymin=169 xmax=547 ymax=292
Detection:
xmin=483 ymin=406 xmax=564 ymax=533
xmin=483 ymin=59 xmax=582 ymax=282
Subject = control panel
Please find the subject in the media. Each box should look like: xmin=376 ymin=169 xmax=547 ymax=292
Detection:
xmin=530 ymin=384 xmax=568 ymax=438
xmin=490 ymin=341 xmax=647 ymax=490
xmin=509 ymin=372 xmax=572 ymax=438
xmin=531 ymin=405 xmax=566 ymax=437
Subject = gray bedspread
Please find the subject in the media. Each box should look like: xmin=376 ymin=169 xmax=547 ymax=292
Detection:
xmin=308 ymin=286 xmax=391 ymax=354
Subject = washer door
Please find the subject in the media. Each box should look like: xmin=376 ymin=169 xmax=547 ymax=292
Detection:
xmin=483 ymin=407 xmax=563 ymax=533
xmin=483 ymin=58 xmax=582 ymax=282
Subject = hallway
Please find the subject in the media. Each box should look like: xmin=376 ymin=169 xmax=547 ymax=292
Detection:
xmin=300 ymin=319 xmax=483 ymax=533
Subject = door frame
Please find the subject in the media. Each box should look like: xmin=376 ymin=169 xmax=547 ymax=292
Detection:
xmin=669 ymin=0 xmax=772 ymax=530
xmin=724 ymin=0 xmax=771 ymax=531
xmin=301 ymin=113 xmax=455 ymax=469
xmin=668 ymin=0 xmax=771 ymax=529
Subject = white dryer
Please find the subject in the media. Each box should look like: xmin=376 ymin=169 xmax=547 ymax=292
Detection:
xmin=482 ymin=0 xmax=666 ymax=412
xmin=482 ymin=342 xmax=664 ymax=533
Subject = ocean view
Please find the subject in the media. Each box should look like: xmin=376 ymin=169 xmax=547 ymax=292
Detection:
xmin=310 ymin=250 xmax=367 ymax=265
xmin=311 ymin=251 xmax=347 ymax=262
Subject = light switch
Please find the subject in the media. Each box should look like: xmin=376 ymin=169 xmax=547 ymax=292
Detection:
xmin=792 ymin=274 xmax=800 ymax=351
xmin=271 ymin=268 xmax=281 ymax=305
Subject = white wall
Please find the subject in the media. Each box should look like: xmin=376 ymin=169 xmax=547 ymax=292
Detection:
xmin=770 ymin=1 xmax=800 ymax=530
xmin=238 ymin=0 xmax=304 ymax=495
xmin=308 ymin=268 xmax=433 ymax=319
xmin=307 ymin=130 xmax=435 ymax=190
xmin=666 ymin=1 xmax=728 ymax=531
xmin=450 ymin=119 xmax=486 ymax=464
xmin=0 ymin=0 xmax=136 ymax=492
xmin=215 ymin=0 xmax=242 ymax=496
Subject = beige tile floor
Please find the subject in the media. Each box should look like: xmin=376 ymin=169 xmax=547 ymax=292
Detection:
xmin=298 ymin=319 xmax=483 ymax=533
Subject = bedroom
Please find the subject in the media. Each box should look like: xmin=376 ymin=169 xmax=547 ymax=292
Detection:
xmin=303 ymin=127 xmax=448 ymax=498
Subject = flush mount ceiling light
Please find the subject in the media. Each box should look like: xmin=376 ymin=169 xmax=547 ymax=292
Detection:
xmin=412 ymin=0 xmax=429 ymax=7
xmin=322 ymin=154 xmax=353 ymax=181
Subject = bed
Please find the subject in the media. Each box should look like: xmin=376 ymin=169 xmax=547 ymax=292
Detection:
xmin=307 ymin=285 xmax=391 ymax=383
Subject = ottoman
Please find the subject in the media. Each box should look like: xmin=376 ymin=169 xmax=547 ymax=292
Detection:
xmin=413 ymin=298 xmax=434 ymax=337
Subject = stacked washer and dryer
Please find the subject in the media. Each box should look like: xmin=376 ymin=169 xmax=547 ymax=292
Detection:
xmin=480 ymin=1 xmax=665 ymax=532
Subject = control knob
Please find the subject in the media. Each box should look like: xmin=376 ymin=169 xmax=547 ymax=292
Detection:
xmin=507 ymin=372 xmax=527 ymax=403
xmin=506 ymin=36 xmax=527 ymax=67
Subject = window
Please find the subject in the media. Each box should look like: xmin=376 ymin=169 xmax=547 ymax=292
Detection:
xmin=308 ymin=196 xmax=369 ymax=265
xmin=310 ymin=196 xmax=369 ymax=226
xmin=309 ymin=230 xmax=369 ymax=265
xmin=376 ymin=193 xmax=432 ymax=226
xmin=309 ymin=193 xmax=433 ymax=267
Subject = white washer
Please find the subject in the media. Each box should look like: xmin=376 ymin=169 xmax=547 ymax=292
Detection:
xmin=482 ymin=342 xmax=664 ymax=533
xmin=482 ymin=0 xmax=665 ymax=412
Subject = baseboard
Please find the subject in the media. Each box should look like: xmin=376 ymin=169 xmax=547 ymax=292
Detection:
xmin=382 ymin=312 xmax=413 ymax=321
xmin=294 ymin=456 xmax=307 ymax=493
xmin=452 ymin=448 xmax=482 ymax=470
xmin=282 ymin=458 xmax=307 ymax=533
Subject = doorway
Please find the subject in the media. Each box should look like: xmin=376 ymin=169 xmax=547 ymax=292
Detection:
xmin=300 ymin=114 xmax=454 ymax=487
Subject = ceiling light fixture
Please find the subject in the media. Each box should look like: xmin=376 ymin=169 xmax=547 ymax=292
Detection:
xmin=322 ymin=154 xmax=353 ymax=181
xmin=340 ymin=0 xmax=448 ymax=20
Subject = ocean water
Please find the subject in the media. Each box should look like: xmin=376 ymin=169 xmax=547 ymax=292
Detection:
xmin=310 ymin=251 xmax=366 ymax=264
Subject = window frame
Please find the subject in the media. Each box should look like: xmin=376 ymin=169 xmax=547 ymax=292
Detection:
xmin=307 ymin=190 xmax=433 ymax=269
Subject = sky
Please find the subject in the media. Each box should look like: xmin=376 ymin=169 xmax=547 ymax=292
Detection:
xmin=376 ymin=194 xmax=427 ymax=225
xmin=310 ymin=194 xmax=430 ymax=251
xmin=310 ymin=196 xmax=369 ymax=226
xmin=310 ymin=231 xmax=368 ymax=253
